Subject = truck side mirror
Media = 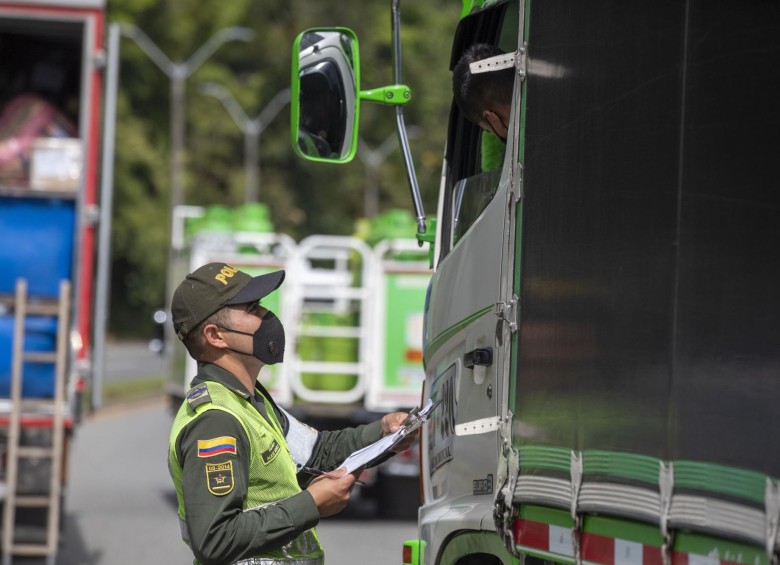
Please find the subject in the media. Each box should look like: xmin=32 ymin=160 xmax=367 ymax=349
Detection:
xmin=291 ymin=28 xmax=360 ymax=163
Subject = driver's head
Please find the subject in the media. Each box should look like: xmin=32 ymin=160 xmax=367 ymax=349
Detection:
xmin=453 ymin=43 xmax=514 ymax=140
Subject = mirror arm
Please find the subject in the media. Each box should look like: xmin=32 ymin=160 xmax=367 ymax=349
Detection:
xmin=397 ymin=107 xmax=426 ymax=238
xmin=359 ymin=85 xmax=411 ymax=105
xmin=392 ymin=0 xmax=427 ymax=237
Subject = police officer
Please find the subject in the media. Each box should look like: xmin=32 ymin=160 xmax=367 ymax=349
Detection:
xmin=168 ymin=263 xmax=416 ymax=565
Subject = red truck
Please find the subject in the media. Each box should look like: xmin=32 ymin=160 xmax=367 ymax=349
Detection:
xmin=0 ymin=0 xmax=115 ymax=560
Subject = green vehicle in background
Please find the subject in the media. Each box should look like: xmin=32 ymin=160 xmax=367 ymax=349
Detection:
xmin=291 ymin=1 xmax=780 ymax=564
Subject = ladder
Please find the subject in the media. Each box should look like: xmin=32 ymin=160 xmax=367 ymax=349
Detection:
xmin=287 ymin=235 xmax=375 ymax=405
xmin=1 ymin=278 xmax=70 ymax=565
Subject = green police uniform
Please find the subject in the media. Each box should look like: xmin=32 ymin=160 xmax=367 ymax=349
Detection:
xmin=169 ymin=363 xmax=383 ymax=564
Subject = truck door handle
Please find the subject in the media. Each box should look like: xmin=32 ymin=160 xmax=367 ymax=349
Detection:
xmin=464 ymin=347 xmax=493 ymax=369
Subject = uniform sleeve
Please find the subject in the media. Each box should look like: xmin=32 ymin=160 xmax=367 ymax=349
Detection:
xmin=304 ymin=419 xmax=384 ymax=474
xmin=176 ymin=409 xmax=320 ymax=565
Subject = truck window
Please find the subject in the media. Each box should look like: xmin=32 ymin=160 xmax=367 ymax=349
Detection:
xmin=451 ymin=168 xmax=502 ymax=242
xmin=0 ymin=19 xmax=82 ymax=126
xmin=0 ymin=18 xmax=83 ymax=191
xmin=441 ymin=0 xmax=517 ymax=257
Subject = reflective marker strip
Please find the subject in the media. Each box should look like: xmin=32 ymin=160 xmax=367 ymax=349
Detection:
xmin=513 ymin=519 xmax=743 ymax=565
xmin=514 ymin=518 xmax=549 ymax=553
xmin=674 ymin=553 xmax=741 ymax=565
xmin=549 ymin=525 xmax=575 ymax=556
xmin=514 ymin=519 xmax=576 ymax=561
xmin=455 ymin=416 xmax=501 ymax=436
xmin=581 ymin=531 xmax=661 ymax=565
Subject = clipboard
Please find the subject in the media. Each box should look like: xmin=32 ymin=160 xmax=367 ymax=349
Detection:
xmin=337 ymin=399 xmax=442 ymax=473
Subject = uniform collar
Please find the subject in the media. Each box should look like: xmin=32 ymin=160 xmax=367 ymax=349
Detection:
xmin=191 ymin=362 xmax=252 ymax=399
xmin=191 ymin=362 xmax=287 ymax=434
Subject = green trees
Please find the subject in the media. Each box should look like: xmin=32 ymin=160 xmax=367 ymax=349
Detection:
xmin=107 ymin=0 xmax=458 ymax=335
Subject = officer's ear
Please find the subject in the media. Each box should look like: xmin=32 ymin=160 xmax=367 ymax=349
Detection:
xmin=203 ymin=323 xmax=228 ymax=349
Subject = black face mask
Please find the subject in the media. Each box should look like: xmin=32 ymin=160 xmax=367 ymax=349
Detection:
xmin=219 ymin=310 xmax=285 ymax=365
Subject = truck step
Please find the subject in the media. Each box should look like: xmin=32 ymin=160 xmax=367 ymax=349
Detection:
xmin=13 ymin=495 xmax=51 ymax=508
xmin=23 ymin=303 xmax=62 ymax=316
xmin=6 ymin=543 xmax=51 ymax=556
xmin=17 ymin=446 xmax=54 ymax=458
xmin=21 ymin=352 xmax=57 ymax=364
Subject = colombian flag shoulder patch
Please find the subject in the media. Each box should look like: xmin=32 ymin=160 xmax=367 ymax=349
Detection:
xmin=197 ymin=436 xmax=237 ymax=458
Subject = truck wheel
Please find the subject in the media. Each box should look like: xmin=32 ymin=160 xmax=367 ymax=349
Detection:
xmin=455 ymin=555 xmax=503 ymax=565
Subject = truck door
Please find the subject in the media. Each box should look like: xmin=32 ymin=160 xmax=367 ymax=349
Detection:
xmin=423 ymin=0 xmax=520 ymax=519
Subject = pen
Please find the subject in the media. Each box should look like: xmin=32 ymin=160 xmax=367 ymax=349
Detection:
xmin=300 ymin=466 xmax=366 ymax=487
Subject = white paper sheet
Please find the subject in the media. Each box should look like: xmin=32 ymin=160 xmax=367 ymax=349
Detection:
xmin=338 ymin=399 xmax=439 ymax=473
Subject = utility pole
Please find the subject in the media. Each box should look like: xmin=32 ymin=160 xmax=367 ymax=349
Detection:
xmin=199 ymin=83 xmax=290 ymax=203
xmin=119 ymin=25 xmax=255 ymax=212
xmin=118 ymin=25 xmax=255 ymax=382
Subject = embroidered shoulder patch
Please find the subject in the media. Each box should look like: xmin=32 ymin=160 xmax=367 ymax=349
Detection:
xmin=198 ymin=436 xmax=237 ymax=458
xmin=186 ymin=384 xmax=211 ymax=409
xmin=260 ymin=438 xmax=281 ymax=465
xmin=205 ymin=461 xmax=234 ymax=496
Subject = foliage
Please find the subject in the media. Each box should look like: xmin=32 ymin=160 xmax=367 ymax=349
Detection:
xmin=106 ymin=0 xmax=459 ymax=337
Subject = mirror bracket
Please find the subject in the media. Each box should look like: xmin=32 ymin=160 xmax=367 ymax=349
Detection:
xmin=416 ymin=217 xmax=437 ymax=266
xmin=390 ymin=0 xmax=426 ymax=236
xmin=359 ymin=85 xmax=412 ymax=106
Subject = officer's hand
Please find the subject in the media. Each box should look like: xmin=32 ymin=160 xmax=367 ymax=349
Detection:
xmin=381 ymin=412 xmax=419 ymax=453
xmin=307 ymin=468 xmax=358 ymax=517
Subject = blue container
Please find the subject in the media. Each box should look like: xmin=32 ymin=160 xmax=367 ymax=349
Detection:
xmin=0 ymin=197 xmax=75 ymax=297
xmin=0 ymin=315 xmax=58 ymax=398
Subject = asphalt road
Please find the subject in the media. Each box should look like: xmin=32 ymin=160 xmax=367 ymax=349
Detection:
xmin=59 ymin=400 xmax=192 ymax=564
xmin=7 ymin=343 xmax=417 ymax=563
xmin=53 ymin=399 xmax=416 ymax=564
